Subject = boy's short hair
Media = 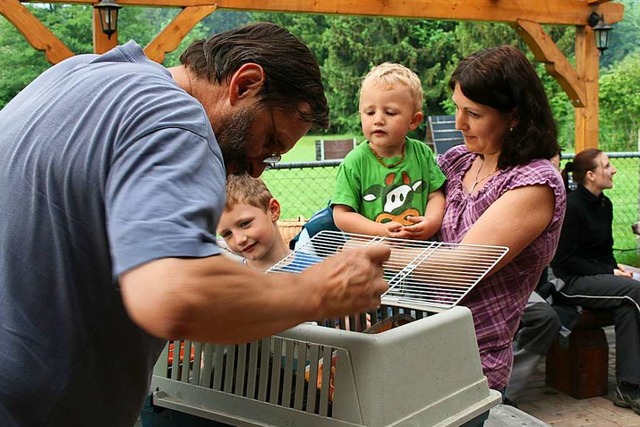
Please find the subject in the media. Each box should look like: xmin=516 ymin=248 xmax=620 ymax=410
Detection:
xmin=360 ymin=62 xmax=423 ymax=113
xmin=225 ymin=173 xmax=273 ymax=211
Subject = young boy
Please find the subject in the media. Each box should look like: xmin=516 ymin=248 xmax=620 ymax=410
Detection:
xmin=218 ymin=174 xmax=317 ymax=272
xmin=332 ymin=62 xmax=446 ymax=240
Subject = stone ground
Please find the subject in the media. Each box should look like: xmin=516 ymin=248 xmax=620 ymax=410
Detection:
xmin=516 ymin=326 xmax=640 ymax=426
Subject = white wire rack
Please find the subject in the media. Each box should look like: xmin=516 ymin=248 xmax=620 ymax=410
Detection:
xmin=269 ymin=230 xmax=509 ymax=310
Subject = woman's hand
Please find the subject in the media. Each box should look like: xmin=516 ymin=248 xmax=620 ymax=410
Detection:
xmin=614 ymin=265 xmax=633 ymax=278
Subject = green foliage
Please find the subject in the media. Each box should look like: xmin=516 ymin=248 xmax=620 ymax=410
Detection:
xmin=162 ymin=10 xmax=251 ymax=67
xmin=0 ymin=5 xmax=94 ymax=107
xmin=2 ymin=5 xmax=639 ymax=150
xmin=601 ymin=0 xmax=640 ymax=68
xmin=599 ymin=52 xmax=640 ymax=151
xmin=118 ymin=7 xmax=178 ymax=47
xmin=36 ymin=5 xmax=94 ymax=54
xmin=0 ymin=18 xmax=46 ymax=106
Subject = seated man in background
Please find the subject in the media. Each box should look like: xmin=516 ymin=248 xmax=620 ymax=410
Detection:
xmin=504 ymin=267 xmax=563 ymax=406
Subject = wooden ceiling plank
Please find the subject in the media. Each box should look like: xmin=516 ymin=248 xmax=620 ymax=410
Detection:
xmin=21 ymin=0 xmax=625 ymax=26
xmin=512 ymin=19 xmax=586 ymax=108
xmin=0 ymin=0 xmax=74 ymax=63
xmin=144 ymin=5 xmax=217 ymax=63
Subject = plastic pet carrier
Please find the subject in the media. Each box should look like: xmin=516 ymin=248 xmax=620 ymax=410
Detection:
xmin=145 ymin=232 xmax=508 ymax=427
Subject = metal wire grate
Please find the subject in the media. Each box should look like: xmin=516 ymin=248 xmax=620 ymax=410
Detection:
xmin=269 ymin=230 xmax=509 ymax=310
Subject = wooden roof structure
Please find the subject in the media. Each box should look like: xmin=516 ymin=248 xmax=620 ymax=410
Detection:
xmin=1 ymin=0 xmax=625 ymax=151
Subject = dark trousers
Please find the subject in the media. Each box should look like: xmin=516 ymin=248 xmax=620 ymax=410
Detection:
xmin=558 ymin=274 xmax=640 ymax=385
xmin=518 ymin=302 xmax=562 ymax=355
xmin=506 ymin=301 xmax=562 ymax=400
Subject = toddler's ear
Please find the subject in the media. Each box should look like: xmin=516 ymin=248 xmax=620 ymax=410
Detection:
xmin=268 ymin=198 xmax=281 ymax=222
xmin=409 ymin=111 xmax=424 ymax=130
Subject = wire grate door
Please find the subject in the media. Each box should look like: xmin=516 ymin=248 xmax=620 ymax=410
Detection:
xmin=269 ymin=230 xmax=508 ymax=310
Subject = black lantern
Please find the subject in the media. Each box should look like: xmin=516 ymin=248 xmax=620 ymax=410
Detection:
xmin=587 ymin=11 xmax=613 ymax=54
xmin=94 ymin=0 xmax=122 ymax=39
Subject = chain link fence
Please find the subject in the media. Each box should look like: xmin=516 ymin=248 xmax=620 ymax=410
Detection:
xmin=262 ymin=152 xmax=640 ymax=265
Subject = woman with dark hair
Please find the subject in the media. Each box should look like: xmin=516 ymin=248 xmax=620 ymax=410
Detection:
xmin=434 ymin=45 xmax=566 ymax=394
xmin=551 ymin=148 xmax=640 ymax=415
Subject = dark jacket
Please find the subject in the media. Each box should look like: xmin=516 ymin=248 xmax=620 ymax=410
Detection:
xmin=551 ymin=184 xmax=616 ymax=282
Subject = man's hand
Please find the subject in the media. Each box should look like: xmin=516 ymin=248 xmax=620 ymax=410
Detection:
xmin=299 ymin=244 xmax=390 ymax=319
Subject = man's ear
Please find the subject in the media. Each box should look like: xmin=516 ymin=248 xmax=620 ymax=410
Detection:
xmin=267 ymin=198 xmax=281 ymax=222
xmin=229 ymin=63 xmax=265 ymax=105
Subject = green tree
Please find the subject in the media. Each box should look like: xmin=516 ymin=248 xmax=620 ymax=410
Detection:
xmin=601 ymin=0 xmax=640 ymax=68
xmin=599 ymin=52 xmax=640 ymax=151
xmin=0 ymin=4 xmax=95 ymax=107
xmin=118 ymin=6 xmax=177 ymax=47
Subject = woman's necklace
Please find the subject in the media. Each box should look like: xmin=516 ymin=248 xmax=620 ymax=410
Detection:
xmin=370 ymin=143 xmax=406 ymax=168
xmin=470 ymin=157 xmax=497 ymax=192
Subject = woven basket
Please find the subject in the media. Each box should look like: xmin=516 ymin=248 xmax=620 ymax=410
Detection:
xmin=277 ymin=216 xmax=306 ymax=246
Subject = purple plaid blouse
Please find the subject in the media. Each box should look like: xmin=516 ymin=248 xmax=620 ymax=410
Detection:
xmin=437 ymin=145 xmax=566 ymax=390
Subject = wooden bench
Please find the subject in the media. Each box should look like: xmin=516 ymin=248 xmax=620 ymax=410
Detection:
xmin=545 ymin=309 xmax=615 ymax=399
xmin=315 ymin=138 xmax=356 ymax=161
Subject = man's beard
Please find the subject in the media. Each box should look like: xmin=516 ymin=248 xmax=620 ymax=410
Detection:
xmin=214 ymin=107 xmax=258 ymax=176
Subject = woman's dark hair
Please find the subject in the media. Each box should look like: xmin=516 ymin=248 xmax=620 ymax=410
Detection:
xmin=180 ymin=22 xmax=329 ymax=131
xmin=562 ymin=148 xmax=602 ymax=189
xmin=449 ymin=45 xmax=559 ymax=169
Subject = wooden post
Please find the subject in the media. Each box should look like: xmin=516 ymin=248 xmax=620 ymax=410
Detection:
xmin=93 ymin=7 xmax=118 ymax=54
xmin=574 ymin=25 xmax=601 ymax=152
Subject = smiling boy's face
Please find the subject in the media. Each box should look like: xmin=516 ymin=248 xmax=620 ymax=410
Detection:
xmin=217 ymin=200 xmax=280 ymax=261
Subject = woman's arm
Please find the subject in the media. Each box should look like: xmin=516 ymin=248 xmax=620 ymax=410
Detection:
xmin=461 ymin=184 xmax=555 ymax=272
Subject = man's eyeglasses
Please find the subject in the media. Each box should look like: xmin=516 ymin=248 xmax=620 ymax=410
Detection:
xmin=262 ymin=108 xmax=282 ymax=169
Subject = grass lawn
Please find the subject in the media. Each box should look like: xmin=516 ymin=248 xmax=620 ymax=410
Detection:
xmin=262 ymin=134 xmax=362 ymax=219
xmin=280 ymin=134 xmax=363 ymax=162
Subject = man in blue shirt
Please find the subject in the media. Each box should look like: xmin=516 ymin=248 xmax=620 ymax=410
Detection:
xmin=0 ymin=23 xmax=390 ymax=427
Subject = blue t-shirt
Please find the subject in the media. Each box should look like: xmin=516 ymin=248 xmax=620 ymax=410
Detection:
xmin=272 ymin=252 xmax=322 ymax=273
xmin=0 ymin=42 xmax=225 ymax=426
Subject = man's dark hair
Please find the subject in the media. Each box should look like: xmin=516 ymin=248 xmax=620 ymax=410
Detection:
xmin=180 ymin=22 xmax=329 ymax=130
xmin=449 ymin=45 xmax=559 ymax=169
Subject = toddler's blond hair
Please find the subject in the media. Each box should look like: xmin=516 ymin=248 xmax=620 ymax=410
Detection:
xmin=360 ymin=62 xmax=423 ymax=113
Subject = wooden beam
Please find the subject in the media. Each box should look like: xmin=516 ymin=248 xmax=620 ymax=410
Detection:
xmin=22 ymin=0 xmax=625 ymax=26
xmin=511 ymin=19 xmax=586 ymax=108
xmin=144 ymin=5 xmax=217 ymax=63
xmin=0 ymin=0 xmax=73 ymax=64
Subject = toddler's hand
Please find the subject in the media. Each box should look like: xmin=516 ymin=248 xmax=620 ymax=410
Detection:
xmin=401 ymin=216 xmax=435 ymax=240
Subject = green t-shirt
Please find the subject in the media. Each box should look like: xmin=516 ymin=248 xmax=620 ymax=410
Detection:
xmin=331 ymin=137 xmax=446 ymax=225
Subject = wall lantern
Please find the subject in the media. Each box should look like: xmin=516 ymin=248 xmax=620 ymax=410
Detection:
xmin=587 ymin=11 xmax=613 ymax=53
xmin=94 ymin=0 xmax=122 ymax=39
